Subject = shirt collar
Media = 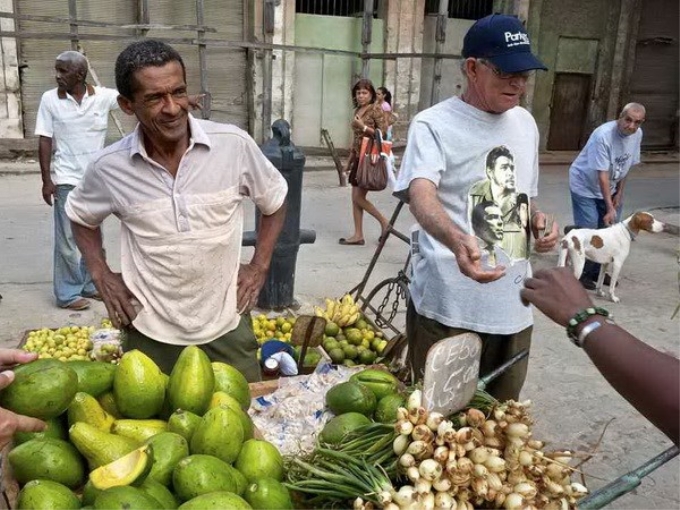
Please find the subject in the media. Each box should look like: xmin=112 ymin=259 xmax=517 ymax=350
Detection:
xmin=129 ymin=114 xmax=212 ymax=160
xmin=57 ymin=83 xmax=95 ymax=100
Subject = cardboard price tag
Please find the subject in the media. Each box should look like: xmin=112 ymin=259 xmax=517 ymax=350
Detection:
xmin=422 ymin=333 xmax=482 ymax=416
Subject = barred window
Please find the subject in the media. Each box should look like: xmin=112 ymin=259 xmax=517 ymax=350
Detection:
xmin=424 ymin=0 xmax=493 ymax=20
xmin=295 ymin=0 xmax=381 ymax=17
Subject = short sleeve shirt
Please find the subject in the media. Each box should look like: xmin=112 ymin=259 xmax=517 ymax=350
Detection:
xmin=569 ymin=120 xmax=642 ymax=198
xmin=34 ymin=85 xmax=120 ymax=186
xmin=66 ymin=115 xmax=288 ymax=345
xmin=394 ymin=97 xmax=539 ymax=334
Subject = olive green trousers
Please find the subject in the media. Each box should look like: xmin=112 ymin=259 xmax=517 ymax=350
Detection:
xmin=123 ymin=314 xmax=262 ymax=382
xmin=406 ymin=301 xmax=532 ymax=402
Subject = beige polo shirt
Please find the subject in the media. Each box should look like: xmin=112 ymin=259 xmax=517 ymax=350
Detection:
xmin=66 ymin=115 xmax=288 ymax=344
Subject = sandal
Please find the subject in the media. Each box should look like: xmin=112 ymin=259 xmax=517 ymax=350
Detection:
xmin=60 ymin=298 xmax=90 ymax=311
xmin=338 ymin=238 xmax=365 ymax=246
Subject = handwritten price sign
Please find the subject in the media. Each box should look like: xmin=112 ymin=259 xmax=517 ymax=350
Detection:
xmin=423 ymin=333 xmax=482 ymax=416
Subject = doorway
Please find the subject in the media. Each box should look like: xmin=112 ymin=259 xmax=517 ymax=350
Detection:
xmin=547 ymin=73 xmax=591 ymax=150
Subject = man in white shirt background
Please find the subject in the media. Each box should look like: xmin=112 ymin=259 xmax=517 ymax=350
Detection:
xmin=35 ymin=50 xmax=120 ymax=311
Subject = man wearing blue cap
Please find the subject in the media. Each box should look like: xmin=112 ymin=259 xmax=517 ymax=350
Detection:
xmin=394 ymin=14 xmax=559 ymax=401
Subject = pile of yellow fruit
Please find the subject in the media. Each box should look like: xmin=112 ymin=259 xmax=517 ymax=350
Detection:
xmin=251 ymin=315 xmax=296 ymax=345
xmin=23 ymin=319 xmax=114 ymax=361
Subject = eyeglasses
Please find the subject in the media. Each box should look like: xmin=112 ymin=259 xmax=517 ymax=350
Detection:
xmin=477 ymin=59 xmax=534 ymax=80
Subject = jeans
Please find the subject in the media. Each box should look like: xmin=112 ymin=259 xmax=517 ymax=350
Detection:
xmin=53 ymin=185 xmax=97 ymax=307
xmin=570 ymin=190 xmax=623 ymax=280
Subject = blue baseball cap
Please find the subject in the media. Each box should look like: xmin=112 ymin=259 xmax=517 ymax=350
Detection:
xmin=462 ymin=14 xmax=547 ymax=73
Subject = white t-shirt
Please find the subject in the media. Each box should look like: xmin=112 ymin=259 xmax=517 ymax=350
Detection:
xmin=569 ymin=120 xmax=642 ymax=198
xmin=34 ymin=85 xmax=120 ymax=186
xmin=394 ymin=96 xmax=539 ymax=334
xmin=66 ymin=115 xmax=288 ymax=345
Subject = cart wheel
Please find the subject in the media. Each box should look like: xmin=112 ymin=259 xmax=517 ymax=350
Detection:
xmin=360 ymin=275 xmax=410 ymax=339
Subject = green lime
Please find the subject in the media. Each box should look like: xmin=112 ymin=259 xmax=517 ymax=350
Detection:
xmin=358 ymin=349 xmax=377 ymax=365
xmin=342 ymin=345 xmax=358 ymax=360
xmin=323 ymin=339 xmax=339 ymax=352
xmin=324 ymin=322 xmax=340 ymax=337
xmin=328 ymin=348 xmax=345 ymax=364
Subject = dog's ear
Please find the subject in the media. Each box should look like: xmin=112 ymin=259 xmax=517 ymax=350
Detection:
xmin=563 ymin=225 xmax=576 ymax=235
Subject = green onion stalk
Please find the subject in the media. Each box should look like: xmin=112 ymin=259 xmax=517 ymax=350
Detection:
xmin=285 ymin=447 xmax=395 ymax=508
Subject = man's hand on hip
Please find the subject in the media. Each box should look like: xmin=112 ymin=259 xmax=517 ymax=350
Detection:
xmin=96 ymin=272 xmax=138 ymax=329
xmin=237 ymin=263 xmax=267 ymax=314
xmin=453 ymin=232 xmax=505 ymax=283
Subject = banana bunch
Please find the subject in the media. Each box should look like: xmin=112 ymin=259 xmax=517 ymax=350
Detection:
xmin=314 ymin=294 xmax=360 ymax=327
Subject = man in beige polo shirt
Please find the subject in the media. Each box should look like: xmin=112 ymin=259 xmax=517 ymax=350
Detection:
xmin=66 ymin=40 xmax=287 ymax=380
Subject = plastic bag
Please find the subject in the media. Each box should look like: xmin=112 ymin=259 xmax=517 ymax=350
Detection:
xmin=89 ymin=328 xmax=123 ymax=363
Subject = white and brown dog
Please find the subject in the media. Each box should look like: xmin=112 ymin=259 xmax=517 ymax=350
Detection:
xmin=558 ymin=212 xmax=665 ymax=302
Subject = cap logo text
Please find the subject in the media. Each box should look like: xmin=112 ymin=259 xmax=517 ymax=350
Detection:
xmin=504 ymin=31 xmax=530 ymax=47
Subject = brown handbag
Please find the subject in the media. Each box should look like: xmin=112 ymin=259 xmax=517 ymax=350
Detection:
xmin=355 ymin=129 xmax=389 ymax=191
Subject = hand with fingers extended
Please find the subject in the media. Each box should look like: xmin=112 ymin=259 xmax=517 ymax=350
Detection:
xmin=237 ymin=263 xmax=267 ymax=314
xmin=0 ymin=350 xmax=47 ymax=449
xmin=453 ymin=232 xmax=506 ymax=283
xmin=95 ymin=271 xmax=138 ymax=329
xmin=521 ymin=267 xmax=593 ymax=326
xmin=531 ymin=211 xmax=559 ymax=253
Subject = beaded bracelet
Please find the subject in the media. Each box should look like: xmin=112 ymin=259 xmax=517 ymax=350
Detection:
xmin=566 ymin=306 xmax=612 ymax=346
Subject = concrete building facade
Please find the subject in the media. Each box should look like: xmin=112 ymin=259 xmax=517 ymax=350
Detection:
xmin=0 ymin=0 xmax=677 ymax=153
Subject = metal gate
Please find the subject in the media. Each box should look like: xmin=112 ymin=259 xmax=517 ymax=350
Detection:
xmin=14 ymin=0 xmax=248 ymax=140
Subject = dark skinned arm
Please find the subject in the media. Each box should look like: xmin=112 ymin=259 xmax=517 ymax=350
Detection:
xmin=521 ymin=267 xmax=680 ymax=445
xmin=237 ymin=201 xmax=287 ymax=313
xmin=71 ymin=221 xmax=137 ymax=328
xmin=409 ymin=178 xmax=505 ymax=283
xmin=38 ymin=136 xmax=56 ymax=206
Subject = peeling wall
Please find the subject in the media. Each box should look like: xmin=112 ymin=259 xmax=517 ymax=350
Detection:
xmin=0 ymin=0 xmax=23 ymax=138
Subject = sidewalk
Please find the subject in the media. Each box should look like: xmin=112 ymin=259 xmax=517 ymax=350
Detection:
xmin=1 ymin=150 xmax=678 ymax=175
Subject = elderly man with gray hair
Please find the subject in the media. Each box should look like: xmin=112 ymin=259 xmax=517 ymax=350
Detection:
xmin=35 ymin=50 xmax=120 ymax=311
xmin=567 ymin=102 xmax=646 ymax=290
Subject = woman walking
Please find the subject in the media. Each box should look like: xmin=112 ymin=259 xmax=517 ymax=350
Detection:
xmin=339 ymin=79 xmax=389 ymax=246
xmin=376 ymin=86 xmax=395 ymax=140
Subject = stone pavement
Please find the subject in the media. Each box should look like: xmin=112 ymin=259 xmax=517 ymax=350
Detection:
xmin=0 ymin=159 xmax=678 ymax=508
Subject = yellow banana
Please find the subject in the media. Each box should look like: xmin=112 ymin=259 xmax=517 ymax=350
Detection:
xmin=341 ymin=294 xmax=354 ymax=306
xmin=314 ymin=306 xmax=326 ymax=317
xmin=346 ymin=312 xmax=360 ymax=326
xmin=325 ymin=298 xmax=336 ymax=318
xmin=338 ymin=314 xmax=350 ymax=327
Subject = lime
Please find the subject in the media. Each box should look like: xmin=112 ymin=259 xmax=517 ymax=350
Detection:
xmin=328 ymin=348 xmax=345 ymax=364
xmin=356 ymin=318 xmax=368 ymax=330
xmin=358 ymin=349 xmax=377 ymax=365
xmin=323 ymin=339 xmax=339 ymax=352
xmin=342 ymin=345 xmax=358 ymax=360
xmin=338 ymin=339 xmax=349 ymax=348
xmin=342 ymin=359 xmax=356 ymax=367
xmin=346 ymin=329 xmax=363 ymax=346
xmin=324 ymin=322 xmax=340 ymax=337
